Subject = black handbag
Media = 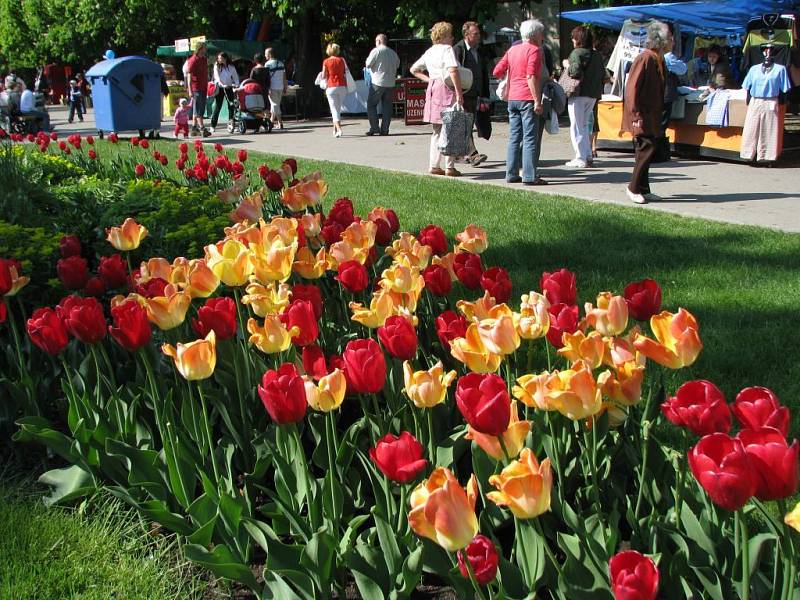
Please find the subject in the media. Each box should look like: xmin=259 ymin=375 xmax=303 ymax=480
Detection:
xmin=475 ymin=106 xmax=492 ymax=140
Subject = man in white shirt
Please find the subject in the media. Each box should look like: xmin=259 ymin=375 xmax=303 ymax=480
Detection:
xmin=19 ymin=82 xmax=51 ymax=131
xmin=365 ymin=34 xmax=400 ymax=136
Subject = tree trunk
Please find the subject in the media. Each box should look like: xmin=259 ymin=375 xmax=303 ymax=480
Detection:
xmin=296 ymin=8 xmax=327 ymax=118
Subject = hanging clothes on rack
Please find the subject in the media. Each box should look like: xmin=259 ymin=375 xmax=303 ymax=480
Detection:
xmin=606 ymin=19 xmax=650 ymax=97
xmin=740 ymin=56 xmax=791 ymax=162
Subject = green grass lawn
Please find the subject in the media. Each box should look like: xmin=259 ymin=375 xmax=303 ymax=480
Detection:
xmin=86 ymin=139 xmax=800 ymax=433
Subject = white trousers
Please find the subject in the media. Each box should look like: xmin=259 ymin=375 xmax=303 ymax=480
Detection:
xmin=326 ymin=86 xmax=347 ymax=123
xmin=429 ymin=124 xmax=455 ymax=170
xmin=567 ymin=96 xmax=596 ymax=162
xmin=268 ymin=89 xmax=283 ymax=117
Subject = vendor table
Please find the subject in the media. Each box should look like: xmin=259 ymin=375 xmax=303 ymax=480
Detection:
xmin=596 ymin=96 xmax=786 ymax=162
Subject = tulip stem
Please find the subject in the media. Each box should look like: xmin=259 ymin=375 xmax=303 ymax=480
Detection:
xmin=497 ymin=435 xmax=511 ymax=467
xmin=533 ymin=518 xmax=563 ymax=578
xmin=232 ymin=288 xmax=252 ymax=388
xmin=325 ymin=410 xmax=341 ymax=529
xmin=427 ymin=409 xmax=436 ymax=466
xmin=196 ymin=383 xmax=221 ymax=485
xmin=634 ymin=419 xmax=651 ymax=522
xmin=585 ymin=421 xmax=605 ymax=547
xmin=546 ymin=414 xmax=564 ymax=505
xmin=459 ymin=549 xmax=488 ymax=600
xmin=58 ymin=355 xmax=78 ymax=403
xmin=397 ymin=484 xmax=408 ymax=534
xmin=738 ymin=509 xmax=750 ymax=600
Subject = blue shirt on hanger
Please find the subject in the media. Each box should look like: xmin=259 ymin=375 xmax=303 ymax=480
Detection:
xmin=742 ymin=63 xmax=791 ymax=98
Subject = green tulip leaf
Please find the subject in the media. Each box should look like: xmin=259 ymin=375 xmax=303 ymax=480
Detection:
xmin=38 ymin=464 xmax=96 ymax=506
xmin=184 ymin=543 xmax=259 ymax=592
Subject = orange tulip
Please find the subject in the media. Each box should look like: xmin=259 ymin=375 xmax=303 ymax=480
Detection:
xmin=328 ymin=239 xmax=371 ymax=269
xmin=455 ymin=224 xmax=488 ymax=254
xmin=350 ymin=289 xmax=397 ymax=329
xmin=786 ymin=501 xmax=800 ymax=533
xmin=598 ymin=361 xmax=645 ymax=407
xmin=303 ymin=369 xmax=346 ymax=412
xmin=584 ymin=292 xmax=629 ymax=336
xmin=558 ymin=330 xmax=606 ymax=369
xmin=477 ymin=314 xmax=521 ymax=355
xmin=513 ymin=372 xmax=556 ymax=411
xmin=205 ymin=239 xmax=253 ymax=287
xmin=487 ymin=448 xmax=552 ymax=519
xmin=300 ymin=213 xmax=323 ymax=246
xmin=633 ymin=308 xmax=703 ymax=369
xmin=229 ymin=192 xmax=264 ymax=223
xmin=107 ymin=218 xmax=148 ymax=251
xmin=240 ymin=279 xmax=291 ymax=317
xmin=341 ymin=219 xmax=377 ymax=251
xmin=450 ymin=323 xmax=503 ymax=373
xmin=516 ymin=292 xmax=550 ymax=340
xmin=138 ymin=257 xmax=173 ymax=283
xmin=408 ymin=467 xmax=479 ymax=552
xmin=402 ymin=360 xmax=457 ymax=408
xmin=162 ymin=330 xmax=216 ymax=381
xmin=145 ymin=286 xmax=192 ymax=330
xmin=185 ymin=259 xmax=220 ymax=298
xmin=247 ymin=316 xmax=298 ymax=354
xmin=431 ymin=252 xmax=457 ymax=281
xmin=466 ymin=400 xmax=531 ymax=461
xmin=457 ymin=291 xmax=510 ymax=322
xmin=386 ymin=233 xmax=432 ymax=269
xmin=258 ymin=216 xmax=300 ymax=248
xmin=292 ymin=246 xmax=329 ymax=279
xmin=250 ymin=238 xmax=297 ymax=283
xmin=546 ymin=361 xmax=603 ymax=420
xmin=3 ymin=261 xmax=29 ymax=296
xmin=224 ymin=221 xmax=261 ymax=246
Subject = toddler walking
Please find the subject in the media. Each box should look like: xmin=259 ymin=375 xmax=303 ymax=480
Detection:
xmin=173 ymin=98 xmax=192 ymax=137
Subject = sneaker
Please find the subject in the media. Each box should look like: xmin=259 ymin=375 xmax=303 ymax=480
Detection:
xmin=565 ymin=159 xmax=588 ymax=168
xmin=470 ymin=153 xmax=488 ymax=166
xmin=643 ymin=192 xmax=663 ymax=202
xmin=626 ymin=188 xmax=647 ymax=204
xmin=207 ymin=126 xmax=215 ymax=134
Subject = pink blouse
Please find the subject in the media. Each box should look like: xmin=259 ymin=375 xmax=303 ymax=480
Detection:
xmin=493 ymin=42 xmax=542 ymax=102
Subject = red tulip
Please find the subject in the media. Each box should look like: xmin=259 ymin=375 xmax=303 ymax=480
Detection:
xmin=624 ymin=279 xmax=662 ymax=321
xmin=737 ymin=428 xmax=799 ymax=501
xmin=0 ymin=259 xmax=13 ymax=295
xmin=57 ymin=256 xmax=89 ymax=290
xmin=291 ymin=284 xmax=324 ymax=320
xmin=98 ymin=254 xmax=128 ymax=289
xmin=88 ymin=149 xmax=97 ymax=160
xmin=214 ymin=142 xmax=223 ymax=153
xmin=327 ymin=197 xmax=355 ymax=228
xmin=732 ymin=387 xmax=789 ymax=437
xmin=419 ymin=224 xmax=448 ymax=256
xmin=283 ymin=158 xmax=298 ymax=175
xmin=372 ymin=218 xmax=392 ymax=246
xmin=87 ymin=135 xmax=94 ymax=145
xmin=84 ymin=276 xmax=106 ymax=297
xmin=258 ymin=363 xmax=307 ymax=424
xmin=109 ymin=133 xmax=118 ymax=143
xmin=377 ymin=315 xmax=418 ymax=360
xmin=0 ymin=299 xmax=6 ymax=324
xmin=56 ymin=295 xmax=106 ymax=344
xmin=59 ymin=235 xmax=82 ymax=258
xmin=280 ymin=300 xmax=319 ymax=346
xmin=321 ymin=222 xmax=345 ymax=246
xmin=688 ymin=433 xmax=755 ymax=511
xmin=342 ymin=338 xmax=386 ymax=394
xmin=540 ymin=269 xmax=577 ymax=306
xmin=336 ymin=260 xmax=369 ymax=293
xmin=435 ymin=310 xmax=469 ymax=350
xmin=135 ymin=277 xmax=169 ymax=299
xmin=265 ymin=170 xmax=284 ymax=191
xmin=302 ymin=344 xmax=329 ymax=380
xmin=237 ymin=149 xmax=248 ymax=162
xmin=422 ymin=264 xmax=452 ymax=296
xmin=369 ymin=431 xmax=428 ymax=483
xmin=139 ymin=139 xmax=149 ymax=149
xmin=192 ymin=297 xmax=237 ymax=340
xmin=27 ymin=307 xmax=69 ymax=355
xmin=453 ymin=252 xmax=483 ymax=289
xmin=458 ymin=535 xmax=499 ymax=586
xmin=545 ymin=303 xmax=579 ymax=348
xmin=456 ymin=373 xmax=510 ymax=436
xmin=661 ymin=380 xmax=731 ymax=437
xmin=134 ymin=164 xmax=145 ymax=177
xmin=109 ymin=299 xmax=151 ymax=351
xmin=480 ymin=266 xmax=512 ymax=304
xmin=609 ymin=550 xmax=659 ymax=600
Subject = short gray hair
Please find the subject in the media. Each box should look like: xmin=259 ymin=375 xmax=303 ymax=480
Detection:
xmin=520 ymin=19 xmax=544 ymax=42
xmin=645 ymin=21 xmax=670 ymax=51
xmin=376 ymin=34 xmax=387 ymax=45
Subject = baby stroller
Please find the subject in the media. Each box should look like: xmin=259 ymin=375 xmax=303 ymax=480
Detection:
xmin=228 ymin=79 xmax=272 ymax=134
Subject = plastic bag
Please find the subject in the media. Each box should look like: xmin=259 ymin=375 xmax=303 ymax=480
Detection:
xmin=545 ymin=109 xmax=559 ymax=134
xmin=314 ymin=71 xmax=327 ymax=90
xmin=438 ymin=103 xmax=474 ymax=156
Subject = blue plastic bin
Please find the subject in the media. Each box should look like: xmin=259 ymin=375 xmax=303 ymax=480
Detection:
xmin=86 ymin=57 xmax=164 ymax=135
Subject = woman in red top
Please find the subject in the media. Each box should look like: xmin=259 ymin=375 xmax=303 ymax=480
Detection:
xmin=322 ymin=43 xmax=348 ymax=137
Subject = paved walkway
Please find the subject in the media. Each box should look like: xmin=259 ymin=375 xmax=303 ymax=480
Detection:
xmin=52 ymin=105 xmax=800 ymax=233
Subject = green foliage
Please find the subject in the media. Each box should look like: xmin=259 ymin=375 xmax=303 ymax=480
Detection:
xmin=0 ymin=220 xmax=60 ymax=288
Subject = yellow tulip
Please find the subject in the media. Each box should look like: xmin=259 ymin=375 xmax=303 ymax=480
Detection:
xmin=292 ymin=246 xmax=328 ymax=279
xmin=477 ymin=314 xmax=521 ymax=355
xmin=145 ymin=286 xmax=191 ymax=330
xmin=106 ymin=217 xmax=148 ymax=251
xmin=303 ymin=369 xmax=346 ymax=412
xmin=513 ymin=372 xmax=557 ymax=411
xmin=408 ymin=468 xmax=479 ymax=552
xmin=466 ymin=400 xmax=531 ymax=461
xmin=350 ymin=289 xmax=397 ymax=329
xmin=516 ymin=292 xmax=550 ymax=340
xmin=785 ymin=501 xmax=800 ymax=533
xmin=341 ymin=219 xmax=377 ymax=251
xmin=584 ymin=292 xmax=629 ymax=336
xmin=250 ymin=238 xmax=297 ymax=283
xmin=402 ymin=361 xmax=457 ymax=408
xmin=259 ymin=216 xmax=300 ymax=248
xmin=185 ymin=259 xmax=220 ymax=298
xmin=386 ymin=233 xmax=432 ymax=269
xmin=558 ymin=330 xmax=606 ymax=369
xmin=633 ymin=308 xmax=703 ymax=369
xmin=3 ymin=262 xmax=29 ymax=296
xmin=240 ymin=279 xmax=291 ymax=317
xmin=598 ymin=361 xmax=645 ymax=406
xmin=205 ymin=239 xmax=253 ymax=287
xmin=328 ymin=239 xmax=371 ymax=269
xmin=455 ymin=224 xmax=488 ymax=254
xmin=487 ymin=448 xmax=552 ymax=519
xmin=161 ymin=330 xmax=216 ymax=381
xmin=224 ymin=221 xmax=261 ymax=246
xmin=457 ymin=291 xmax=511 ymax=322
xmin=450 ymin=323 xmax=503 ymax=373
xmin=247 ymin=316 xmax=298 ymax=354
xmin=546 ymin=361 xmax=603 ymax=420
xmin=380 ymin=257 xmax=423 ymax=295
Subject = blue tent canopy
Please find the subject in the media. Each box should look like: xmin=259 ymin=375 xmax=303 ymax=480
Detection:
xmin=561 ymin=0 xmax=800 ymax=36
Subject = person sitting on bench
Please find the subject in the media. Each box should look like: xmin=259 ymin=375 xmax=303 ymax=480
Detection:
xmin=20 ymin=82 xmax=51 ymax=132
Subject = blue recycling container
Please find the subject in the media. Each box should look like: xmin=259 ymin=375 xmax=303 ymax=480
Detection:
xmin=86 ymin=57 xmax=163 ymax=134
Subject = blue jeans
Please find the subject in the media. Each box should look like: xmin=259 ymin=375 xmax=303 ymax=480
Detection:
xmin=506 ymin=100 xmax=538 ymax=182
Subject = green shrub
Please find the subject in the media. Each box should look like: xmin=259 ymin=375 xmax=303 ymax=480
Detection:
xmin=15 ymin=146 xmax=85 ymax=185
xmin=0 ymin=220 xmax=61 ymax=295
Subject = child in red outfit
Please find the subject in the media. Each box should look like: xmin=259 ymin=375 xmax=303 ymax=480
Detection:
xmin=173 ymin=98 xmax=192 ymax=137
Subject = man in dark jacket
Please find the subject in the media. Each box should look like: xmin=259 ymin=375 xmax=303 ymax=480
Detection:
xmin=622 ymin=21 xmax=670 ymax=204
xmin=453 ymin=21 xmax=490 ymax=165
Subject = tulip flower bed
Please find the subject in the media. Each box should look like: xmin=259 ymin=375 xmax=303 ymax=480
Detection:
xmin=1 ymin=132 xmax=799 ymax=599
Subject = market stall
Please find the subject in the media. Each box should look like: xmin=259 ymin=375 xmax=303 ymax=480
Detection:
xmin=561 ymin=0 xmax=800 ymax=162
